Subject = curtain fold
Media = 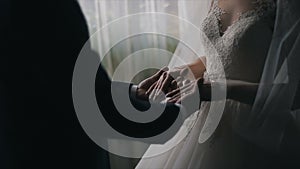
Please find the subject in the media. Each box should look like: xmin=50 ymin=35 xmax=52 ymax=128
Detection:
xmin=78 ymin=0 xmax=179 ymax=81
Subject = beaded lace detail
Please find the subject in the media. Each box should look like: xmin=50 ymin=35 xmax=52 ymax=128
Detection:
xmin=200 ymin=0 xmax=275 ymax=81
xmin=213 ymin=0 xmax=275 ymax=36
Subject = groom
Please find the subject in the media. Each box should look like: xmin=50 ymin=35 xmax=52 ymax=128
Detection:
xmin=4 ymin=0 xmax=185 ymax=169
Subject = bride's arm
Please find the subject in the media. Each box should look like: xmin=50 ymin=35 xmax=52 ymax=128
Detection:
xmin=175 ymin=57 xmax=206 ymax=79
xmin=187 ymin=57 xmax=206 ymax=79
xmin=200 ymin=80 xmax=260 ymax=105
xmin=147 ymin=57 xmax=206 ymax=99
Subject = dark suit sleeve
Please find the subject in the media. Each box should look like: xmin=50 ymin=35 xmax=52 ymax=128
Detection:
xmin=95 ymin=64 xmax=184 ymax=144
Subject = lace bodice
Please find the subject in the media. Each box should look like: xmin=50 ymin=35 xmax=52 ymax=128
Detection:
xmin=201 ymin=0 xmax=275 ymax=82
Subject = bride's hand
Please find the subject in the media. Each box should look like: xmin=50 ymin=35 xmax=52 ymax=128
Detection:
xmin=136 ymin=67 xmax=169 ymax=100
xmin=147 ymin=66 xmax=190 ymax=101
xmin=166 ymin=78 xmax=204 ymax=103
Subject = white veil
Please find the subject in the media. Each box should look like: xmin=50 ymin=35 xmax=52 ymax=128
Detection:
xmin=234 ymin=0 xmax=300 ymax=151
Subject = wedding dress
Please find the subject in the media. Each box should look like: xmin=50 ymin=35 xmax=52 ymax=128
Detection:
xmin=136 ymin=0 xmax=276 ymax=168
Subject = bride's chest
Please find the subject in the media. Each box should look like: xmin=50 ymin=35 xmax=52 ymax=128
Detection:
xmin=200 ymin=11 xmax=258 ymax=56
xmin=200 ymin=12 xmax=272 ymax=81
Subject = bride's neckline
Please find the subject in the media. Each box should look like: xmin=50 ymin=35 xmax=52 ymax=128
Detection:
xmin=213 ymin=5 xmax=256 ymax=37
xmin=212 ymin=0 xmax=274 ymax=37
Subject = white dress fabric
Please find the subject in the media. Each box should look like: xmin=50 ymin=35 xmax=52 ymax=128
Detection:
xmin=136 ymin=1 xmax=276 ymax=168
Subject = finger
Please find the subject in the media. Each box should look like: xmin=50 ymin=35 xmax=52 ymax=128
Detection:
xmin=169 ymin=92 xmax=181 ymax=102
xmin=172 ymin=89 xmax=194 ymax=104
xmin=175 ymin=76 xmax=182 ymax=81
xmin=178 ymin=81 xmax=195 ymax=92
xmin=150 ymin=76 xmax=164 ymax=100
xmin=168 ymin=90 xmax=184 ymax=102
xmin=152 ymin=67 xmax=169 ymax=80
xmin=183 ymin=79 xmax=191 ymax=86
xmin=149 ymin=82 xmax=159 ymax=100
xmin=153 ymin=73 xmax=167 ymax=99
xmin=145 ymin=81 xmax=157 ymax=95
xmin=168 ymin=96 xmax=181 ymax=103
xmin=155 ymin=72 xmax=174 ymax=99
xmin=168 ymin=83 xmax=194 ymax=100
xmin=176 ymin=77 xmax=183 ymax=87
xmin=160 ymin=73 xmax=174 ymax=94
xmin=165 ymin=88 xmax=180 ymax=97
xmin=169 ymin=69 xmax=181 ymax=77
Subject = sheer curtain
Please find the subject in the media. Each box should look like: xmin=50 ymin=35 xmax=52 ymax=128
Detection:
xmin=78 ymin=0 xmax=211 ymax=80
xmin=78 ymin=0 xmax=179 ymax=81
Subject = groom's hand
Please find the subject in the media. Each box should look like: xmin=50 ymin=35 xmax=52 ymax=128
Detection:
xmin=135 ymin=67 xmax=169 ymax=100
xmin=148 ymin=66 xmax=189 ymax=101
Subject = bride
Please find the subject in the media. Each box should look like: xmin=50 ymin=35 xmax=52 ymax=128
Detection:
xmin=135 ymin=0 xmax=278 ymax=168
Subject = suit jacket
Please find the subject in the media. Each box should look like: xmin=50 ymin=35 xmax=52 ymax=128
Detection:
xmin=4 ymin=0 xmax=181 ymax=168
xmin=4 ymin=0 xmax=109 ymax=168
xmin=95 ymin=64 xmax=181 ymax=140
